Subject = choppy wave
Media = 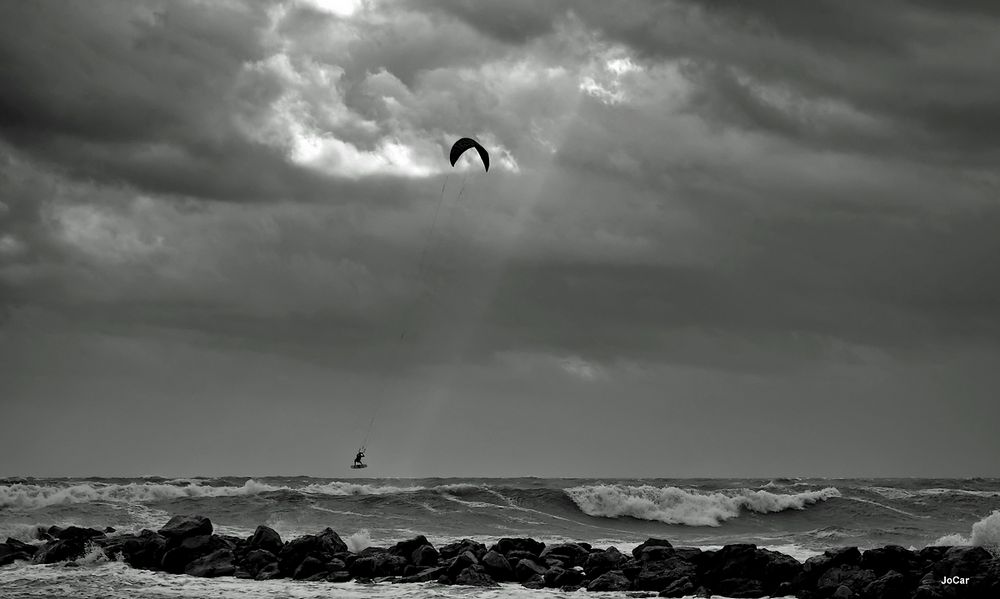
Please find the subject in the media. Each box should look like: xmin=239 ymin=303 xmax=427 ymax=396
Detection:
xmin=0 ymin=480 xmax=433 ymax=510
xmin=564 ymin=484 xmax=841 ymax=526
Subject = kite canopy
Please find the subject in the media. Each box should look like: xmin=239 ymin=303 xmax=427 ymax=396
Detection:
xmin=449 ymin=137 xmax=490 ymax=171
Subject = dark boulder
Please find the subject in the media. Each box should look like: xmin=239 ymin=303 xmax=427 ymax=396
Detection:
xmin=54 ymin=526 xmax=106 ymax=543
xmin=543 ymin=566 xmax=566 ymax=587
xmin=522 ymin=573 xmax=546 ymax=589
xmin=397 ymin=566 xmax=447 ymax=583
xmin=161 ymin=534 xmax=221 ymax=574
xmin=635 ymin=556 xmax=698 ymax=592
xmin=514 ymin=556 xmax=547 ymax=582
xmin=861 ymin=570 xmax=911 ymax=599
xmin=37 ymin=538 xmax=89 ymax=564
xmin=184 ymin=548 xmax=236 ymax=578
xmin=553 ymin=566 xmax=586 ymax=587
xmin=122 ymin=530 xmax=167 ymax=570
xmin=327 ymin=570 xmax=353 ymax=582
xmin=0 ymin=542 xmax=34 ymax=566
xmin=930 ymin=546 xmax=992 ymax=579
xmin=439 ymin=539 xmax=487 ymax=561
xmin=239 ymin=549 xmax=278 ymax=578
xmin=659 ymin=576 xmax=697 ymax=598
xmin=158 ymin=515 xmax=212 ymax=542
xmin=632 ymin=538 xmax=674 ymax=559
xmin=702 ymin=544 xmax=802 ymax=596
xmin=255 ymin=562 xmax=282 ymax=580
xmin=714 ymin=578 xmax=766 ymax=598
xmin=815 ymin=565 xmax=877 ymax=596
xmin=481 ymin=550 xmax=513 ymax=581
xmin=277 ymin=528 xmax=348 ymax=575
xmin=493 ymin=537 xmax=545 ymax=557
xmin=293 ymin=556 xmax=327 ymax=580
xmin=350 ymin=553 xmax=408 ymax=578
xmin=248 ymin=526 xmax=283 ymax=555
xmin=859 ymin=545 xmax=921 ymax=576
xmin=412 ymin=544 xmax=439 ymax=567
xmin=585 ymin=547 xmax=624 ymax=576
xmin=587 ymin=570 xmax=632 ymax=591
xmin=389 ymin=535 xmax=431 ymax=560
xmin=446 ymin=550 xmax=479 ymax=580
xmin=539 ymin=542 xmax=590 ymax=568
xmin=455 ymin=564 xmax=499 ymax=587
xmin=5 ymin=538 xmax=39 ymax=557
xmin=350 ymin=556 xmax=378 ymax=578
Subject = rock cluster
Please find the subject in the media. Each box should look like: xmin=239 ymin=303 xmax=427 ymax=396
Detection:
xmin=1 ymin=515 xmax=998 ymax=598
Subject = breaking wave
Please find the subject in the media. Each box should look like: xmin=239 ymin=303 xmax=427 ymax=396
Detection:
xmin=0 ymin=480 xmax=429 ymax=509
xmin=564 ymin=484 xmax=841 ymax=526
xmin=933 ymin=510 xmax=1000 ymax=549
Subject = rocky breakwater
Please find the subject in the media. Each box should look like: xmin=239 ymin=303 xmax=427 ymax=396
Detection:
xmin=1 ymin=515 xmax=998 ymax=598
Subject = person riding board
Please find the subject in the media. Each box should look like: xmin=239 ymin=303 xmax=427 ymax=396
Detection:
xmin=353 ymin=449 xmax=365 ymax=467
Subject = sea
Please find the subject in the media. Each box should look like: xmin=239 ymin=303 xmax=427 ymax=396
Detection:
xmin=1 ymin=477 xmax=998 ymax=598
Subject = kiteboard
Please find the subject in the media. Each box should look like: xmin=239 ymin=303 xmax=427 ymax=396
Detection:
xmin=350 ymin=464 xmax=368 ymax=469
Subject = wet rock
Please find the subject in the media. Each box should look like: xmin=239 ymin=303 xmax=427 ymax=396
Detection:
xmin=239 ymin=549 xmax=278 ymax=578
xmin=292 ymin=556 xmax=327 ymax=580
xmin=185 ymin=548 xmax=236 ymax=578
xmin=539 ymin=542 xmax=590 ymax=568
xmin=255 ymin=562 xmax=282 ymax=580
xmin=248 ymin=526 xmax=283 ymax=555
xmin=552 ymin=566 xmax=586 ymax=587
xmin=702 ymin=544 xmax=801 ymax=596
xmin=439 ymin=539 xmax=487 ymax=562
xmin=543 ymin=566 xmax=566 ymax=587
xmin=493 ymin=537 xmax=545 ymax=557
xmin=446 ymin=550 xmax=479 ymax=580
xmin=481 ymin=549 xmax=513 ymax=581
xmin=832 ymin=584 xmax=854 ymax=598
xmin=815 ymin=565 xmax=876 ymax=596
xmin=587 ymin=570 xmax=631 ymax=591
xmin=632 ymin=538 xmax=674 ymax=559
xmin=455 ymin=564 xmax=498 ymax=587
xmin=158 ymin=516 xmax=212 ymax=542
xmin=659 ymin=575 xmax=697 ymax=598
xmin=0 ymin=541 xmax=35 ymax=566
xmin=861 ymin=570 xmax=911 ymax=599
xmin=859 ymin=545 xmax=921 ymax=576
xmin=411 ymin=544 xmax=439 ymax=567
xmin=522 ymin=573 xmax=546 ymax=589
xmin=37 ymin=538 xmax=89 ymax=564
xmin=121 ymin=530 xmax=167 ymax=570
xmin=161 ymin=534 xmax=220 ymax=574
xmin=276 ymin=528 xmax=348 ymax=575
xmin=634 ymin=556 xmax=697 ymax=592
xmin=54 ymin=526 xmax=106 ymax=543
xmin=389 ymin=535 xmax=431 ymax=560
xmin=327 ymin=570 xmax=353 ymax=582
xmin=515 ymin=556 xmax=548 ymax=582
xmin=397 ymin=566 xmax=446 ymax=583
xmin=930 ymin=546 xmax=993 ymax=579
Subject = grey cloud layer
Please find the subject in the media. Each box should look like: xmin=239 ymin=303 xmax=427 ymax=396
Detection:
xmin=1 ymin=0 xmax=998 ymax=377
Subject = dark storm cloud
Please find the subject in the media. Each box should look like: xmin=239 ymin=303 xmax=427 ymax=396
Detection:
xmin=1 ymin=0 xmax=998 ymax=373
xmin=429 ymin=0 xmax=1000 ymax=163
xmin=0 ymin=0 xmax=348 ymax=202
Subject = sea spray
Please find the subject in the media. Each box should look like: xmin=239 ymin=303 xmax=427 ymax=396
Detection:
xmin=564 ymin=484 xmax=841 ymax=526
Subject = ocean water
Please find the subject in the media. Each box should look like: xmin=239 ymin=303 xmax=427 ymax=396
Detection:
xmin=2 ymin=477 xmax=999 ymax=598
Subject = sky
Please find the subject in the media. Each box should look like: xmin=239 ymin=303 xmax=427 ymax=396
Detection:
xmin=1 ymin=0 xmax=999 ymax=478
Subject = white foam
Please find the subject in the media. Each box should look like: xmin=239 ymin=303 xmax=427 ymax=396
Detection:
xmin=0 ymin=480 xmax=436 ymax=510
xmin=565 ymin=484 xmax=841 ymax=526
xmin=932 ymin=510 xmax=1000 ymax=551
xmin=344 ymin=529 xmax=373 ymax=553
